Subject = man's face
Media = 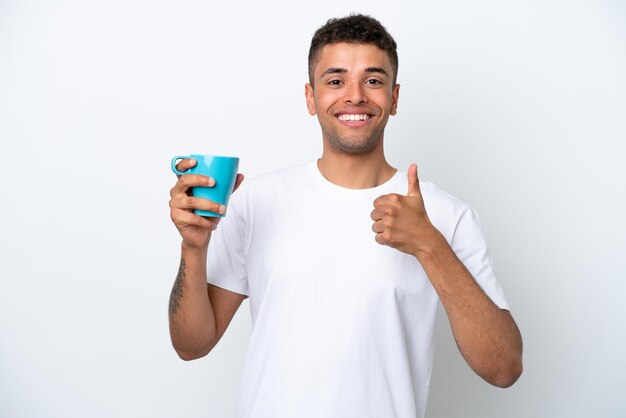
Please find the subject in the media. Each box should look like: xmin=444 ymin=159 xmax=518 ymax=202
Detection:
xmin=305 ymin=42 xmax=400 ymax=155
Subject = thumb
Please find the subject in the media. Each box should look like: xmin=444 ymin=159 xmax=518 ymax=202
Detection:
xmin=407 ymin=163 xmax=421 ymax=197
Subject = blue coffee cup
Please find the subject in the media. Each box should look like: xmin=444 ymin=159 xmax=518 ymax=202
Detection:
xmin=171 ymin=154 xmax=240 ymax=217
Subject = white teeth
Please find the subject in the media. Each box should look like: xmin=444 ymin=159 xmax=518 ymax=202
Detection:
xmin=338 ymin=114 xmax=369 ymax=121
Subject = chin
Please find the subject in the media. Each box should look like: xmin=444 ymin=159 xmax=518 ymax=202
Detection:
xmin=332 ymin=141 xmax=377 ymax=155
xmin=327 ymin=135 xmax=381 ymax=155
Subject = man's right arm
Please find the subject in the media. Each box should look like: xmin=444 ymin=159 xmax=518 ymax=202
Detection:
xmin=168 ymin=158 xmax=245 ymax=360
xmin=168 ymin=244 xmax=246 ymax=360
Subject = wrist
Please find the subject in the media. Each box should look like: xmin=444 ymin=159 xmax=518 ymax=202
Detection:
xmin=181 ymin=240 xmax=209 ymax=257
xmin=413 ymin=226 xmax=448 ymax=260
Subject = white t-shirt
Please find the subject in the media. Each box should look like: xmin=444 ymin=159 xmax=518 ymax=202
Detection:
xmin=207 ymin=160 xmax=509 ymax=418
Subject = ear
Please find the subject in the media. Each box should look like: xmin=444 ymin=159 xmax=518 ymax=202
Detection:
xmin=305 ymin=83 xmax=317 ymax=115
xmin=390 ymin=83 xmax=400 ymax=116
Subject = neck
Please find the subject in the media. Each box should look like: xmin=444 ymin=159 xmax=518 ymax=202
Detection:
xmin=317 ymin=144 xmax=396 ymax=189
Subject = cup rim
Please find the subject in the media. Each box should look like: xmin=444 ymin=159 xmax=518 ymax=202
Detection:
xmin=188 ymin=154 xmax=239 ymax=160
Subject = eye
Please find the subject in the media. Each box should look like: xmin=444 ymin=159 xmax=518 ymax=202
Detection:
xmin=328 ymin=79 xmax=342 ymax=86
xmin=366 ymin=79 xmax=383 ymax=85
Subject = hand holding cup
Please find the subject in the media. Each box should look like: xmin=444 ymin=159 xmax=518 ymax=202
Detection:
xmin=169 ymin=155 xmax=244 ymax=249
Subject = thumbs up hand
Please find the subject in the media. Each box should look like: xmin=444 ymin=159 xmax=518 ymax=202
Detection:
xmin=371 ymin=163 xmax=440 ymax=257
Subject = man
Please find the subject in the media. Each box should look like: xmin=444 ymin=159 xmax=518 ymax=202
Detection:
xmin=168 ymin=14 xmax=522 ymax=418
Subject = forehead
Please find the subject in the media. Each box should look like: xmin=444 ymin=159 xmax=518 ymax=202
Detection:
xmin=313 ymin=42 xmax=393 ymax=77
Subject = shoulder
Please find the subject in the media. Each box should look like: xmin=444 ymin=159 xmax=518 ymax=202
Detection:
xmin=228 ymin=161 xmax=312 ymax=210
xmin=405 ymin=177 xmax=474 ymax=238
xmin=419 ymin=180 xmax=471 ymax=215
xmin=393 ymin=168 xmax=472 ymax=217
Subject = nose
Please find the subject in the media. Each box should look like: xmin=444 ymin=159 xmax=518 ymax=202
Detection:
xmin=343 ymin=81 xmax=367 ymax=105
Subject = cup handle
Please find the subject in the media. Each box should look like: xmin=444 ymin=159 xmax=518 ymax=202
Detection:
xmin=171 ymin=155 xmax=191 ymax=175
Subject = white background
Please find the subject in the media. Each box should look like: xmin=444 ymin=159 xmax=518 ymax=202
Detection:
xmin=1 ymin=0 xmax=625 ymax=417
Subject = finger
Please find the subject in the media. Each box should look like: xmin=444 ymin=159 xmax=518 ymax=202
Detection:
xmin=407 ymin=163 xmax=422 ymax=197
xmin=373 ymin=194 xmax=391 ymax=208
xmin=371 ymin=220 xmax=384 ymax=234
xmin=370 ymin=207 xmax=385 ymax=221
xmin=170 ymin=174 xmax=215 ymax=197
xmin=174 ymin=158 xmax=198 ymax=177
xmin=374 ymin=232 xmax=387 ymax=246
xmin=232 ymin=173 xmax=245 ymax=193
xmin=170 ymin=195 xmax=226 ymax=215
xmin=171 ymin=208 xmax=218 ymax=230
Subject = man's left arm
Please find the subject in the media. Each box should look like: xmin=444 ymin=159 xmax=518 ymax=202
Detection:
xmin=371 ymin=164 xmax=523 ymax=388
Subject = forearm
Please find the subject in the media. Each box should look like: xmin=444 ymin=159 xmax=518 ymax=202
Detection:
xmin=168 ymin=242 xmax=216 ymax=360
xmin=416 ymin=231 xmax=523 ymax=387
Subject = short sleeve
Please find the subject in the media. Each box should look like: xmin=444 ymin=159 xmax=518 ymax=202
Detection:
xmin=450 ymin=207 xmax=510 ymax=310
xmin=206 ymin=193 xmax=249 ymax=296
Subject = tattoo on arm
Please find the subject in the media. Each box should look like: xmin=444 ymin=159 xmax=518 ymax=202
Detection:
xmin=169 ymin=257 xmax=186 ymax=315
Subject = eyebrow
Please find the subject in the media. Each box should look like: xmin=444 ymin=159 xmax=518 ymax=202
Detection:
xmin=320 ymin=67 xmax=347 ymax=77
xmin=320 ymin=67 xmax=389 ymax=78
xmin=364 ymin=67 xmax=389 ymax=77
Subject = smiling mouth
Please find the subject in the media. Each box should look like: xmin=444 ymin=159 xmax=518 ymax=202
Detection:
xmin=336 ymin=113 xmax=371 ymax=121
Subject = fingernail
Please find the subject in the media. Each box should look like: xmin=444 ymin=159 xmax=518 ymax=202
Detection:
xmin=208 ymin=178 xmax=215 ymax=186
xmin=218 ymin=205 xmax=226 ymax=214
